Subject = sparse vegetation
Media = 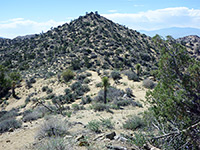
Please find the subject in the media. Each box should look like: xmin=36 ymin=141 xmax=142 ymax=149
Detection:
xmin=36 ymin=116 xmax=68 ymax=139
xmin=0 ymin=119 xmax=22 ymax=133
xmin=123 ymin=115 xmax=145 ymax=130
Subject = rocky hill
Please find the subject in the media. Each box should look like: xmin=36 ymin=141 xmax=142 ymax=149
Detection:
xmin=177 ymin=35 xmax=200 ymax=60
xmin=0 ymin=12 xmax=158 ymax=79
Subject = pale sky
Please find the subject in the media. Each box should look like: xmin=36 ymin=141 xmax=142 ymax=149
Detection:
xmin=0 ymin=0 xmax=200 ymax=38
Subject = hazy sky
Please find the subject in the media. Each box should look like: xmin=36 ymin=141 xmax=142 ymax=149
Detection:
xmin=0 ymin=0 xmax=200 ymax=38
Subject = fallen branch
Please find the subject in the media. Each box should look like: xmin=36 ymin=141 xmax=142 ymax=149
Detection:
xmin=152 ymin=121 xmax=200 ymax=140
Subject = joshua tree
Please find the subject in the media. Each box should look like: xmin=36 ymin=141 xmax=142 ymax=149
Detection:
xmin=9 ymin=72 xmax=21 ymax=98
xmin=135 ymin=63 xmax=142 ymax=76
xmin=102 ymin=76 xmax=109 ymax=104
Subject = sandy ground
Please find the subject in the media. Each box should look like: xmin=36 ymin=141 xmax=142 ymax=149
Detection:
xmin=0 ymin=70 xmax=148 ymax=150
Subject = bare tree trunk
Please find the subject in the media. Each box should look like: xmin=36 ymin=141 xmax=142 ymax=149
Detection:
xmin=104 ymin=88 xmax=107 ymax=104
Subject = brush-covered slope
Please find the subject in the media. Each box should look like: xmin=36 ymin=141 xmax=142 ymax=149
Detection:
xmin=0 ymin=12 xmax=158 ymax=78
xmin=177 ymin=35 xmax=200 ymax=60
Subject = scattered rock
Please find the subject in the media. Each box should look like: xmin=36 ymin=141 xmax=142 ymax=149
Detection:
xmin=76 ymin=135 xmax=85 ymax=141
xmin=114 ymin=135 xmax=128 ymax=142
xmin=78 ymin=140 xmax=90 ymax=147
xmin=64 ymin=135 xmax=73 ymax=139
xmin=106 ymin=145 xmax=127 ymax=150
xmin=8 ymin=128 xmax=14 ymax=132
xmin=106 ymin=132 xmax=116 ymax=140
xmin=6 ymin=140 xmax=11 ymax=143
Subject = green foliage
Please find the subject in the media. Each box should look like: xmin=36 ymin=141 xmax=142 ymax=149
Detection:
xmin=146 ymin=35 xmax=200 ymax=149
xmin=102 ymin=76 xmax=109 ymax=104
xmin=87 ymin=118 xmax=114 ymax=133
xmin=87 ymin=120 xmax=101 ymax=133
xmin=123 ymin=115 xmax=145 ymax=130
xmin=135 ymin=63 xmax=142 ymax=76
xmin=0 ymin=65 xmax=11 ymax=98
xmin=62 ymin=69 xmax=75 ymax=83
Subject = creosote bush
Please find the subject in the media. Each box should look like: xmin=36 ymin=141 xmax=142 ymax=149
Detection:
xmin=62 ymin=69 xmax=75 ymax=82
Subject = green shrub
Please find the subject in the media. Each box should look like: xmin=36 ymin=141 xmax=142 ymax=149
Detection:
xmin=99 ymin=118 xmax=114 ymax=129
xmin=123 ymin=115 xmax=145 ymax=130
xmin=87 ymin=120 xmax=101 ymax=133
xmin=81 ymin=95 xmax=92 ymax=105
xmin=62 ymin=69 xmax=74 ymax=82
xmin=71 ymin=104 xmax=84 ymax=111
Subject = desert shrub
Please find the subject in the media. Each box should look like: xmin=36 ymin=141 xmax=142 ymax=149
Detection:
xmin=123 ymin=115 xmax=145 ymax=130
xmin=125 ymin=88 xmax=133 ymax=97
xmin=36 ymin=116 xmax=68 ymax=139
xmin=76 ymin=74 xmax=87 ymax=81
xmin=82 ymin=84 xmax=90 ymax=92
xmin=0 ymin=108 xmax=19 ymax=122
xmin=87 ymin=120 xmax=101 ymax=133
xmin=99 ymin=118 xmax=114 ymax=129
xmin=81 ymin=95 xmax=92 ymax=105
xmin=95 ymin=82 xmax=103 ymax=88
xmin=124 ymin=71 xmax=139 ymax=81
xmin=111 ymin=70 xmax=121 ymax=80
xmin=94 ymin=87 xmax=125 ymax=103
xmin=64 ymin=88 xmax=71 ymax=95
xmin=23 ymin=110 xmax=43 ymax=122
xmin=0 ymin=119 xmax=22 ymax=133
xmin=36 ymin=137 xmax=67 ymax=150
xmin=71 ymin=104 xmax=84 ymax=111
xmin=83 ymin=78 xmax=90 ymax=84
xmin=46 ymin=93 xmax=55 ymax=100
xmin=113 ymin=98 xmax=133 ymax=107
xmin=86 ymin=72 xmax=92 ymax=77
xmin=132 ymin=101 xmax=143 ymax=108
xmin=42 ymin=86 xmax=48 ymax=92
xmin=91 ymin=103 xmax=109 ymax=112
xmin=62 ymin=69 xmax=74 ymax=82
xmin=71 ymin=81 xmax=81 ymax=91
xmin=142 ymin=78 xmax=155 ymax=89
xmin=25 ymin=96 xmax=31 ymax=104
xmin=46 ymin=88 xmax=53 ymax=94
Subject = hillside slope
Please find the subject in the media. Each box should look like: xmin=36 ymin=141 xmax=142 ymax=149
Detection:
xmin=0 ymin=12 xmax=158 ymax=78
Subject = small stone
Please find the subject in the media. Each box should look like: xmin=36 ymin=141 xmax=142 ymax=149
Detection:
xmin=8 ymin=128 xmax=14 ymax=132
xmin=76 ymin=135 xmax=84 ymax=141
xmin=78 ymin=141 xmax=89 ymax=147
xmin=105 ymin=132 xmax=116 ymax=140
xmin=6 ymin=140 xmax=11 ymax=143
